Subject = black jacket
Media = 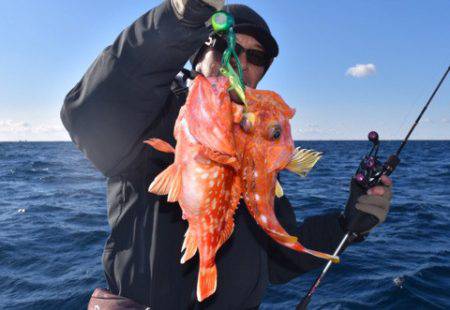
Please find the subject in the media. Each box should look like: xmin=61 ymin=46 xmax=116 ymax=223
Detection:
xmin=60 ymin=0 xmax=347 ymax=308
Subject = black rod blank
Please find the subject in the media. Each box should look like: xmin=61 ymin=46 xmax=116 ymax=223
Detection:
xmin=296 ymin=66 xmax=450 ymax=310
xmin=396 ymin=66 xmax=450 ymax=156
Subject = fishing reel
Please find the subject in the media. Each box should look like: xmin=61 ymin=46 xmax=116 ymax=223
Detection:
xmin=354 ymin=131 xmax=400 ymax=189
xmin=297 ymin=66 xmax=449 ymax=310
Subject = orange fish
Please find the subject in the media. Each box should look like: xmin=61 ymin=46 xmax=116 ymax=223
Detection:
xmin=233 ymin=88 xmax=340 ymax=263
xmin=145 ymin=75 xmax=242 ymax=302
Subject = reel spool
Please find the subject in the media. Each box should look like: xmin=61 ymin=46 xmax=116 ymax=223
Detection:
xmin=354 ymin=131 xmax=400 ymax=189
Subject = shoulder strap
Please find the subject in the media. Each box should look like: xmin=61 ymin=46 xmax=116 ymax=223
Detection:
xmin=171 ymin=69 xmax=200 ymax=97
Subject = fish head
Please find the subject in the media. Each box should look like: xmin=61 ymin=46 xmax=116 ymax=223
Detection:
xmin=185 ymin=75 xmax=237 ymax=156
xmin=235 ymin=89 xmax=296 ymax=203
xmin=236 ymin=89 xmax=296 ymax=172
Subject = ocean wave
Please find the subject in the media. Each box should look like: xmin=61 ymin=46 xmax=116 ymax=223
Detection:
xmin=1 ymin=141 xmax=450 ymax=309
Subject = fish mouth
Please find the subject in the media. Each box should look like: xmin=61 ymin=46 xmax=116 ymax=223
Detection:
xmin=263 ymin=146 xmax=293 ymax=173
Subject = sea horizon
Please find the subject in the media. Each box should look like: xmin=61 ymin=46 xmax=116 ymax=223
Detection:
xmin=1 ymin=140 xmax=449 ymax=309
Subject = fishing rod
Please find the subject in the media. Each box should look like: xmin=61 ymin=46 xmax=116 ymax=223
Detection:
xmin=296 ymin=66 xmax=450 ymax=310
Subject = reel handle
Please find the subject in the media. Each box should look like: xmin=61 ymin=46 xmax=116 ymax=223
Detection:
xmin=354 ymin=131 xmax=400 ymax=189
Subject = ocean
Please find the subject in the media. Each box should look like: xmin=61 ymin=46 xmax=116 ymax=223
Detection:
xmin=1 ymin=141 xmax=449 ymax=309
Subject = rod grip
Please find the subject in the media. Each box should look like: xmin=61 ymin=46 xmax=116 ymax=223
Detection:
xmin=383 ymin=154 xmax=400 ymax=176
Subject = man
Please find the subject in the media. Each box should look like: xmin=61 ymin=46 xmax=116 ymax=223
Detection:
xmin=61 ymin=0 xmax=392 ymax=309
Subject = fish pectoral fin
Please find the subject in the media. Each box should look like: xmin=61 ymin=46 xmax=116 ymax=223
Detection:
xmin=199 ymin=146 xmax=240 ymax=170
xmin=181 ymin=227 xmax=197 ymax=264
xmin=167 ymin=166 xmax=181 ymax=203
xmin=275 ymin=180 xmax=284 ymax=198
xmin=286 ymin=148 xmax=322 ymax=177
xmin=148 ymin=164 xmax=181 ymax=202
xmin=197 ymin=264 xmax=218 ymax=302
xmin=143 ymin=138 xmax=175 ymax=153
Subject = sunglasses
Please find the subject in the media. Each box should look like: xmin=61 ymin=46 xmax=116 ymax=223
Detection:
xmin=208 ymin=35 xmax=272 ymax=68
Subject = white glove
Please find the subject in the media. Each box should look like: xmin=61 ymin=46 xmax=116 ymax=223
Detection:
xmin=202 ymin=0 xmax=224 ymax=10
xmin=172 ymin=0 xmax=224 ymax=17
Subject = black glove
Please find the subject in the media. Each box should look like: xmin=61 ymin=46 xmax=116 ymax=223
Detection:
xmin=343 ymin=176 xmax=393 ymax=235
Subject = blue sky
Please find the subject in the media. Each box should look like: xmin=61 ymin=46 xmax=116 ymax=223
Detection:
xmin=0 ymin=0 xmax=449 ymax=141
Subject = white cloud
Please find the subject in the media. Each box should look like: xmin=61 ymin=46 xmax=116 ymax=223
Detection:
xmin=296 ymin=123 xmax=345 ymax=140
xmin=442 ymin=118 xmax=450 ymax=124
xmin=297 ymin=124 xmax=323 ymax=134
xmin=346 ymin=63 xmax=376 ymax=78
xmin=0 ymin=119 xmax=69 ymax=141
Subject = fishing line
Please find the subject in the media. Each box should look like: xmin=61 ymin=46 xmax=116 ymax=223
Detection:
xmin=297 ymin=66 xmax=450 ymax=310
xmin=211 ymin=1 xmax=247 ymax=103
xmin=394 ymin=81 xmax=430 ymax=140
xmin=371 ymin=77 xmax=429 ymax=141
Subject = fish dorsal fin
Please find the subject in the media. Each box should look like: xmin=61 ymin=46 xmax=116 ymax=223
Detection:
xmin=275 ymin=180 xmax=284 ymax=198
xmin=285 ymin=148 xmax=322 ymax=177
xmin=148 ymin=163 xmax=181 ymax=202
xmin=144 ymin=138 xmax=175 ymax=153
xmin=185 ymin=75 xmax=236 ymax=156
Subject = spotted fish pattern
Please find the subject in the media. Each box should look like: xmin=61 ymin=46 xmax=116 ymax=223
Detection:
xmin=234 ymin=88 xmax=339 ymax=263
xmin=146 ymin=76 xmax=338 ymax=303
xmin=145 ymin=76 xmax=242 ymax=302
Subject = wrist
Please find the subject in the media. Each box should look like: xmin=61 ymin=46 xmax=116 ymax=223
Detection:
xmin=339 ymin=213 xmax=368 ymax=243
xmin=202 ymin=0 xmax=224 ymax=10
xmin=171 ymin=0 xmax=217 ymax=26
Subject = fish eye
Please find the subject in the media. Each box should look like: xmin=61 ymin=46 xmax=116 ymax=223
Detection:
xmin=268 ymin=124 xmax=282 ymax=140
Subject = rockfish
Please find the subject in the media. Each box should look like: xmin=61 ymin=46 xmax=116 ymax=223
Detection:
xmin=145 ymin=76 xmax=242 ymax=302
xmin=145 ymin=75 xmax=338 ymax=302
xmin=234 ymin=89 xmax=340 ymax=263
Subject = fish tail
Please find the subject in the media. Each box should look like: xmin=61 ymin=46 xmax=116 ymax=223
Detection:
xmin=263 ymin=222 xmax=340 ymax=264
xmin=302 ymin=248 xmax=340 ymax=264
xmin=196 ymin=264 xmax=217 ymax=302
xmin=144 ymin=138 xmax=175 ymax=153
xmin=267 ymin=229 xmax=298 ymax=245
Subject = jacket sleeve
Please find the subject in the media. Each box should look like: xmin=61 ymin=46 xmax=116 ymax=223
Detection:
xmin=60 ymin=0 xmax=214 ymax=176
xmin=267 ymin=196 xmax=348 ymax=284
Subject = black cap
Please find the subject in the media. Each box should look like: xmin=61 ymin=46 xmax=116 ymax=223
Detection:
xmin=190 ymin=4 xmax=279 ymax=68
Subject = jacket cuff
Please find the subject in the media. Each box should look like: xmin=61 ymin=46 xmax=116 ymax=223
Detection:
xmin=338 ymin=213 xmax=368 ymax=243
xmin=170 ymin=0 xmax=217 ymax=27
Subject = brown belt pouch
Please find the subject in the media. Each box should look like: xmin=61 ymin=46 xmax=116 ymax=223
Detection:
xmin=87 ymin=288 xmax=150 ymax=310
